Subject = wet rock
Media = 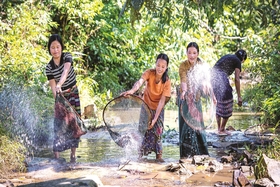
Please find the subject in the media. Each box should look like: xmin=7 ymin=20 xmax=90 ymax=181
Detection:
xmin=192 ymin=155 xmax=210 ymax=165
xmin=60 ymin=175 xmax=102 ymax=187
xmin=243 ymin=150 xmax=253 ymax=162
xmin=165 ymin=163 xmax=193 ymax=177
xmin=254 ymin=178 xmax=275 ymax=187
xmin=179 ymin=158 xmax=192 ymax=164
xmin=0 ymin=180 xmax=14 ymax=187
xmin=165 ymin=163 xmax=181 ymax=172
xmin=83 ymin=104 xmax=97 ymax=119
xmin=233 ymin=170 xmax=253 ymax=187
xmin=178 ymin=167 xmax=193 ymax=177
xmin=220 ymin=155 xmax=233 ymax=163
xmin=241 ymin=166 xmax=253 ymax=174
xmin=206 ymin=160 xmax=223 ymax=172
xmin=237 ymin=172 xmax=251 ymax=186
xmin=214 ymin=181 xmax=232 ymax=187
xmin=226 ymin=125 xmax=236 ymax=131
xmin=255 ymin=154 xmax=280 ymax=185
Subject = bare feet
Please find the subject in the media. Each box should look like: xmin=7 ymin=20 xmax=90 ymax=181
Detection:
xmin=156 ymin=158 xmax=165 ymax=163
xmin=70 ymin=155 xmax=76 ymax=163
xmin=54 ymin=152 xmax=59 ymax=158
xmin=156 ymin=154 xmax=164 ymax=163
xmin=218 ymin=130 xmax=231 ymax=135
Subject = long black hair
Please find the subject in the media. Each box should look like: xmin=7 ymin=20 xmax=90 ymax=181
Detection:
xmin=47 ymin=34 xmax=64 ymax=55
xmin=156 ymin=53 xmax=169 ymax=83
xmin=235 ymin=49 xmax=247 ymax=61
xmin=186 ymin=42 xmax=199 ymax=53
xmin=186 ymin=42 xmax=203 ymax=63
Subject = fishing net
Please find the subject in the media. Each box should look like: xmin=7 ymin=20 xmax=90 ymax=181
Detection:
xmin=54 ymin=93 xmax=87 ymax=140
xmin=102 ymin=94 xmax=152 ymax=148
xmin=178 ymin=63 xmax=216 ymax=131
xmin=180 ymin=95 xmax=215 ymax=131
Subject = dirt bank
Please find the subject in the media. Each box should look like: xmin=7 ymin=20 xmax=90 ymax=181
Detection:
xmin=5 ymin=157 xmax=234 ymax=187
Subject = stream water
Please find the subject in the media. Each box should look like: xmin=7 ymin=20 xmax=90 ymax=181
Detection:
xmin=35 ymin=110 xmax=261 ymax=163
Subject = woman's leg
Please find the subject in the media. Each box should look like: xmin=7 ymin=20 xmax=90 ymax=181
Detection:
xmin=54 ymin=151 xmax=59 ymax=158
xmin=156 ymin=153 xmax=164 ymax=162
xmin=216 ymin=115 xmax=221 ymax=132
xmin=220 ymin=117 xmax=231 ymax=135
xmin=70 ymin=147 xmax=76 ymax=162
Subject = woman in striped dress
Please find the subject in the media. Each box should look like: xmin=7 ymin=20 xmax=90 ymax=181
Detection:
xmin=45 ymin=34 xmax=81 ymax=162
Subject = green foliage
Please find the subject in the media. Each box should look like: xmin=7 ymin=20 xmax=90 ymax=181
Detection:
xmin=124 ymin=0 xmax=280 ymax=33
xmin=0 ymin=135 xmax=27 ymax=177
xmin=0 ymin=1 xmax=52 ymax=90
xmin=86 ymin=1 xmax=166 ymax=94
xmin=252 ymin=122 xmax=280 ymax=179
xmin=45 ymin=0 xmax=103 ymax=53
xmin=242 ymin=23 xmax=280 ymax=124
xmin=254 ymin=153 xmax=268 ymax=180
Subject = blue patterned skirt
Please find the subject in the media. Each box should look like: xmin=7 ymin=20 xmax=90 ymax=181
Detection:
xmin=139 ymin=109 xmax=164 ymax=156
xmin=211 ymin=69 xmax=233 ymax=118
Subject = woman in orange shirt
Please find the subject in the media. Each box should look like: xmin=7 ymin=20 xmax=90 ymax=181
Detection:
xmin=122 ymin=53 xmax=171 ymax=162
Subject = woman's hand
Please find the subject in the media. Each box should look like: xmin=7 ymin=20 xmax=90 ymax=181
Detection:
xmin=180 ymin=91 xmax=186 ymax=100
xmin=238 ymin=96 xmax=242 ymax=107
xmin=148 ymin=119 xmax=156 ymax=130
xmin=56 ymin=84 xmax=62 ymax=93
xmin=120 ymin=90 xmax=133 ymax=97
xmin=213 ymin=95 xmax=217 ymax=105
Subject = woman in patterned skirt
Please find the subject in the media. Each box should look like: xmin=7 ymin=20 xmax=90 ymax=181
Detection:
xmin=45 ymin=34 xmax=82 ymax=162
xmin=121 ymin=53 xmax=171 ymax=162
xmin=178 ymin=42 xmax=216 ymax=158
xmin=211 ymin=49 xmax=247 ymax=135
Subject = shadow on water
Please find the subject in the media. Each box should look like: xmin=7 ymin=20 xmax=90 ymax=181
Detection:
xmin=36 ymin=110 xmax=262 ymax=163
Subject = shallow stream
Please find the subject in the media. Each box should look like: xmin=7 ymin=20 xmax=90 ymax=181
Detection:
xmin=36 ymin=110 xmax=261 ymax=163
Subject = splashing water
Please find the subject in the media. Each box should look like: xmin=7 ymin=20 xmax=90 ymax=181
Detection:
xmin=0 ymin=85 xmax=54 ymax=156
xmin=187 ymin=63 xmax=216 ymax=129
xmin=121 ymin=130 xmax=143 ymax=161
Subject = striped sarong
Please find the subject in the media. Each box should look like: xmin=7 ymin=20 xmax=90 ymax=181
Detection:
xmin=211 ymin=69 xmax=233 ymax=118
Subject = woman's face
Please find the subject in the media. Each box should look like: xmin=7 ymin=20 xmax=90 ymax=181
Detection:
xmin=50 ymin=40 xmax=62 ymax=59
xmin=187 ymin=46 xmax=199 ymax=65
xmin=155 ymin=58 xmax=168 ymax=77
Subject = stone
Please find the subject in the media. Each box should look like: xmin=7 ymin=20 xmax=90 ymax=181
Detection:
xmin=220 ymin=155 xmax=233 ymax=163
xmin=254 ymin=178 xmax=274 ymax=187
xmin=262 ymin=154 xmax=280 ymax=185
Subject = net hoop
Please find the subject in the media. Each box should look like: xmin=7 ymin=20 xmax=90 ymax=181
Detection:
xmin=180 ymin=98 xmax=213 ymax=132
xmin=102 ymin=94 xmax=152 ymax=147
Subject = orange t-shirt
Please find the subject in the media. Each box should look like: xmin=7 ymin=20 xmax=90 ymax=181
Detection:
xmin=141 ymin=69 xmax=171 ymax=110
